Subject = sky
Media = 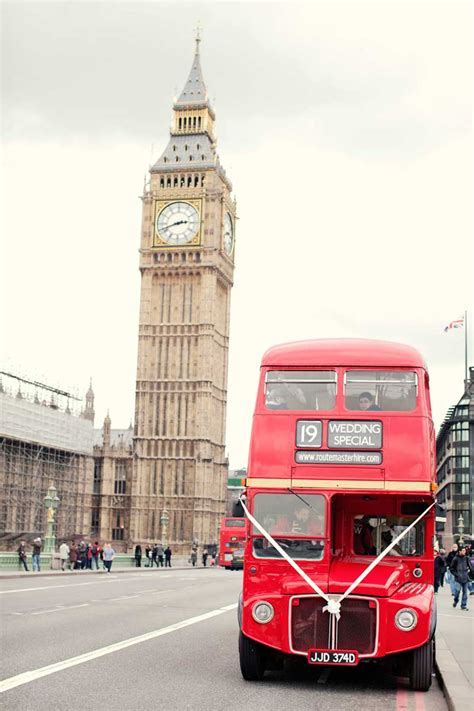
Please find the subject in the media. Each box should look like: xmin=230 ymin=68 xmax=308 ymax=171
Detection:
xmin=1 ymin=0 xmax=472 ymax=469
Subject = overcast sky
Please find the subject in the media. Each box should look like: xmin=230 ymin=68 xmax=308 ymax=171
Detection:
xmin=1 ymin=0 xmax=472 ymax=468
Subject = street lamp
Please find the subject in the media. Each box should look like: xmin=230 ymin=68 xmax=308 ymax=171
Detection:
xmin=44 ymin=483 xmax=60 ymax=553
xmin=457 ymin=512 xmax=465 ymax=545
xmin=160 ymin=508 xmax=169 ymax=546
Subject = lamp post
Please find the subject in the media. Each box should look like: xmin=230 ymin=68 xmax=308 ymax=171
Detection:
xmin=43 ymin=484 xmax=60 ymax=553
xmin=160 ymin=508 xmax=169 ymax=547
xmin=457 ymin=512 xmax=465 ymax=545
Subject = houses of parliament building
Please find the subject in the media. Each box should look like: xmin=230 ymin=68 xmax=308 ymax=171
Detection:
xmin=0 ymin=38 xmax=236 ymax=553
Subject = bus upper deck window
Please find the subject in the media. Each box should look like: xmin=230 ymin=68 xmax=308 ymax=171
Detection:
xmin=265 ymin=370 xmax=336 ymax=411
xmin=344 ymin=371 xmax=418 ymax=412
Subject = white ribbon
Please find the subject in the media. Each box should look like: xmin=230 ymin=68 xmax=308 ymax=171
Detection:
xmin=239 ymin=495 xmax=435 ymax=621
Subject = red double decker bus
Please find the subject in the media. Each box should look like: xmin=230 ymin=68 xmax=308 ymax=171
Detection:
xmin=219 ymin=517 xmax=247 ymax=569
xmin=238 ymin=339 xmax=437 ymax=691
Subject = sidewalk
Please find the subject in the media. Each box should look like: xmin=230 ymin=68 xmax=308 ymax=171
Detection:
xmin=0 ymin=558 xmax=210 ymax=579
xmin=435 ymin=585 xmax=473 ymax=711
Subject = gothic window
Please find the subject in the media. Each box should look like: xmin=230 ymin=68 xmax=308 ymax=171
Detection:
xmin=91 ymin=508 xmax=100 ymax=534
xmin=112 ymin=511 xmax=124 ymax=540
xmin=184 ymin=117 xmax=187 ymax=129
xmin=184 ymin=145 xmax=188 ymax=151
xmin=197 ymin=143 xmax=200 ymax=150
xmin=163 ymin=157 xmax=167 ymax=163
xmin=198 ymin=117 xmax=202 ymax=128
xmin=193 ymin=117 xmax=197 ymax=127
xmin=173 ymin=145 xmax=176 ymax=152
xmin=201 ymin=175 xmax=205 ymax=187
xmin=180 ymin=176 xmax=185 ymax=187
xmin=93 ymin=460 xmax=102 ymax=494
xmin=187 ymin=176 xmax=192 ymax=187
xmin=201 ymin=155 xmax=205 ymax=160
xmin=194 ymin=176 xmax=199 ymax=187
xmin=189 ymin=156 xmax=193 ymax=161
xmin=166 ymin=178 xmax=171 ymax=187
xmin=178 ymin=118 xmax=182 ymax=129
xmin=114 ymin=460 xmax=127 ymax=495
xmin=174 ymin=177 xmax=178 ymax=186
xmin=176 ymin=157 xmax=179 ymax=162
xmin=160 ymin=178 xmax=164 ymax=188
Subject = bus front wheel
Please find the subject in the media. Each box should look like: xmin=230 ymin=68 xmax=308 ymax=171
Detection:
xmin=410 ymin=638 xmax=434 ymax=691
xmin=239 ymin=631 xmax=266 ymax=681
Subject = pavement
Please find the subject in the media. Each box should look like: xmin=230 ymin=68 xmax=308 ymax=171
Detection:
xmin=434 ymin=584 xmax=474 ymax=711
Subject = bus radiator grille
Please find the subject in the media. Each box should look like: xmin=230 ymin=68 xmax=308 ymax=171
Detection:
xmin=291 ymin=597 xmax=377 ymax=655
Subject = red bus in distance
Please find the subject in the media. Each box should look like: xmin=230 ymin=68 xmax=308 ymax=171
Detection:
xmin=238 ymin=339 xmax=437 ymax=691
xmin=219 ymin=517 xmax=247 ymax=569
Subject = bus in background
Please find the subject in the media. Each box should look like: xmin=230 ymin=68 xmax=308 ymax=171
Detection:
xmin=238 ymin=339 xmax=437 ymax=691
xmin=219 ymin=517 xmax=247 ymax=569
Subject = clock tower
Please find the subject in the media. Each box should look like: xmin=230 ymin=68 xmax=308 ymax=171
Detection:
xmin=131 ymin=37 xmax=236 ymax=550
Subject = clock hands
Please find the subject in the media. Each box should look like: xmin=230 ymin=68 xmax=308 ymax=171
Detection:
xmin=165 ymin=219 xmax=188 ymax=229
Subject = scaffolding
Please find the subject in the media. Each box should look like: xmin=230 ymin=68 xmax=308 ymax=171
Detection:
xmin=0 ymin=374 xmax=94 ymax=549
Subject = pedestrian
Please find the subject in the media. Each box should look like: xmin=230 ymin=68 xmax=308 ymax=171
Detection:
xmin=86 ymin=542 xmax=93 ymax=569
xmin=151 ymin=543 xmax=158 ymax=568
xmin=17 ymin=541 xmax=29 ymax=571
xmin=202 ymin=547 xmax=209 ymax=567
xmin=450 ymin=546 xmax=474 ymax=611
xmin=438 ymin=548 xmax=447 ymax=587
xmin=156 ymin=542 xmax=165 ymax=567
xmin=59 ymin=541 xmax=70 ymax=571
xmin=90 ymin=541 xmax=101 ymax=570
xmin=445 ymin=544 xmax=459 ymax=596
xmin=32 ymin=537 xmax=42 ymax=572
xmin=102 ymin=543 xmax=115 ymax=573
xmin=144 ymin=546 xmax=151 ymax=567
xmin=134 ymin=544 xmax=142 ymax=567
xmin=78 ymin=540 xmax=87 ymax=570
xmin=190 ymin=546 xmax=197 ymax=567
xmin=69 ymin=542 xmax=78 ymax=570
xmin=164 ymin=545 xmax=172 ymax=567
xmin=434 ymin=550 xmax=446 ymax=593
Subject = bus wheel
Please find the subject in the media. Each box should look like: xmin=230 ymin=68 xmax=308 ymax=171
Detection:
xmin=239 ymin=631 xmax=266 ymax=681
xmin=410 ymin=639 xmax=434 ymax=691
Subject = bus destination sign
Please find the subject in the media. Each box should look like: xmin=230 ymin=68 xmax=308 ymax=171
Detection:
xmin=327 ymin=420 xmax=382 ymax=449
xmin=295 ymin=451 xmax=382 ymax=465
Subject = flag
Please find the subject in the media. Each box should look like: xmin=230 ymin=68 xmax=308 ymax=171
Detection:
xmin=444 ymin=316 xmax=464 ymax=332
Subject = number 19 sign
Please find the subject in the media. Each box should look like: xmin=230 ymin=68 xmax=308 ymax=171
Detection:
xmin=296 ymin=420 xmax=322 ymax=448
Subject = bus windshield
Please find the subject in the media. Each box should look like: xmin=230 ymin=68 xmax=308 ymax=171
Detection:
xmin=252 ymin=492 xmax=325 ymax=561
xmin=353 ymin=514 xmax=424 ymax=557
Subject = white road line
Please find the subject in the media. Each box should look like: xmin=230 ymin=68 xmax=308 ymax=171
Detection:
xmin=109 ymin=595 xmax=139 ymax=601
xmin=31 ymin=604 xmax=89 ymax=616
xmin=0 ymin=579 xmax=119 ymax=595
xmin=0 ymin=602 xmax=238 ymax=693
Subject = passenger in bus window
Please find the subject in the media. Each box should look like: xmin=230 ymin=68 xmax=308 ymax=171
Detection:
xmin=266 ymin=386 xmax=288 ymax=410
xmin=353 ymin=516 xmax=375 ymax=555
xmin=272 ymin=504 xmax=323 ymax=536
xmin=358 ymin=391 xmax=382 ymax=411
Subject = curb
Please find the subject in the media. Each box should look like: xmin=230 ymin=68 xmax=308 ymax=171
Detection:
xmin=435 ymin=629 xmax=472 ymax=711
xmin=0 ymin=564 xmax=213 ymax=580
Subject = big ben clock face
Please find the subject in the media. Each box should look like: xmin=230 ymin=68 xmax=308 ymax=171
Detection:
xmin=223 ymin=212 xmax=234 ymax=255
xmin=155 ymin=201 xmax=200 ymax=246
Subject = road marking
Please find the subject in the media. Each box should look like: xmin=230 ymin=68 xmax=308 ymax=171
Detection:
xmin=109 ymin=595 xmax=139 ymax=601
xmin=414 ymin=691 xmax=425 ymax=711
xmin=396 ymin=686 xmax=408 ymax=711
xmin=31 ymin=604 xmax=89 ymax=616
xmin=0 ymin=580 xmax=121 ymax=595
xmin=438 ymin=613 xmax=474 ymax=618
xmin=0 ymin=602 xmax=238 ymax=693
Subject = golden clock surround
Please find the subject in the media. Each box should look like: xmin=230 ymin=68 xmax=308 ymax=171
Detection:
xmin=153 ymin=198 xmax=202 ymax=248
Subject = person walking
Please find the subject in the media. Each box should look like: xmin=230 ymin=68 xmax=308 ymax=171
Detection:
xmin=164 ymin=545 xmax=172 ymax=567
xmin=17 ymin=541 xmax=29 ymax=571
xmin=144 ymin=546 xmax=151 ymax=567
xmin=151 ymin=544 xmax=158 ymax=568
xmin=59 ymin=541 xmax=70 ymax=571
xmin=102 ymin=543 xmax=115 ymax=573
xmin=445 ymin=544 xmax=459 ymax=596
xmin=90 ymin=542 xmax=101 ymax=570
xmin=32 ymin=537 xmax=42 ymax=572
xmin=69 ymin=542 xmax=78 ymax=570
xmin=434 ymin=550 xmax=446 ymax=593
xmin=156 ymin=542 xmax=165 ymax=567
xmin=134 ymin=544 xmax=142 ymax=567
xmin=190 ymin=546 xmax=197 ymax=567
xmin=202 ymin=547 xmax=209 ymax=567
xmin=78 ymin=541 xmax=87 ymax=570
xmin=450 ymin=546 xmax=474 ymax=611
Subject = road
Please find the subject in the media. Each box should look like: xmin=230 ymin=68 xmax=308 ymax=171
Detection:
xmin=0 ymin=567 xmax=448 ymax=710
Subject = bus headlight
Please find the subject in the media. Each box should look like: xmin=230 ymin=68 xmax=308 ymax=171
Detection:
xmin=252 ymin=601 xmax=274 ymax=624
xmin=395 ymin=608 xmax=418 ymax=631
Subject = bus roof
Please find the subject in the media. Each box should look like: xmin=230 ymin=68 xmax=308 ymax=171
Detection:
xmin=261 ymin=339 xmax=427 ymax=369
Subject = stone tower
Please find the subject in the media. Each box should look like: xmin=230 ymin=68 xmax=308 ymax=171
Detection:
xmin=131 ymin=37 xmax=236 ymax=551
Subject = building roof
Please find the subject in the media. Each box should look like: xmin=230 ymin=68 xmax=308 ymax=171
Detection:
xmin=0 ymin=392 xmax=93 ymax=455
xmin=93 ymin=428 xmax=133 ymax=449
xmin=151 ymin=133 xmax=218 ymax=172
xmin=261 ymin=339 xmax=428 ymax=369
xmin=175 ymin=39 xmax=210 ymax=109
